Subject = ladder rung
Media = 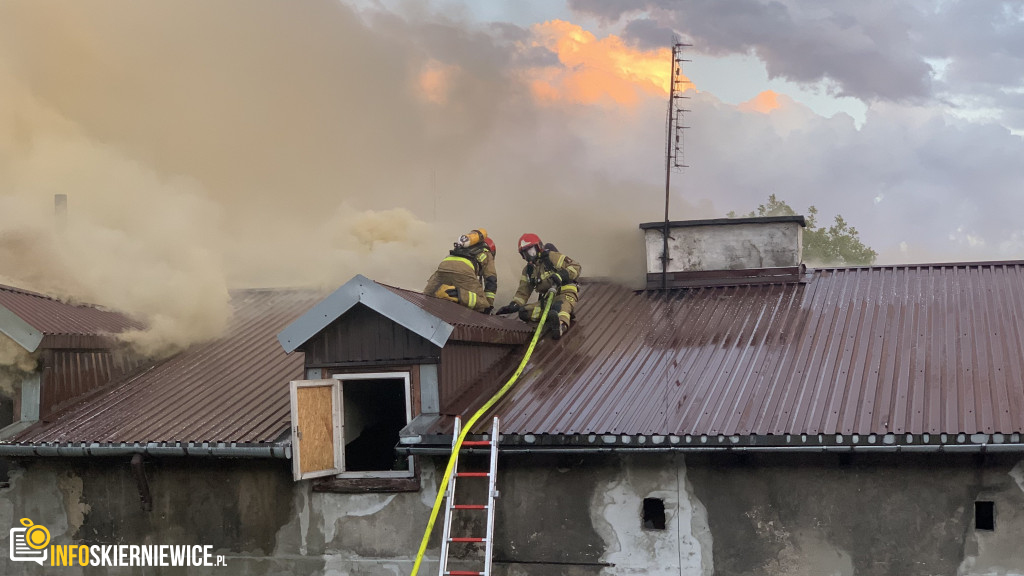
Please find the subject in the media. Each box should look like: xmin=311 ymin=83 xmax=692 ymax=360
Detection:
xmin=449 ymin=537 xmax=486 ymax=543
xmin=453 ymin=504 xmax=487 ymax=510
xmin=461 ymin=440 xmax=491 ymax=446
xmin=446 ymin=571 xmax=484 ymax=575
xmin=456 ymin=472 xmax=489 ymax=477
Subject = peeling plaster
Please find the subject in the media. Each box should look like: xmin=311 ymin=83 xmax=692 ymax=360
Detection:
xmin=419 ymin=459 xmax=439 ymax=508
xmin=771 ymin=530 xmax=853 ymax=576
xmin=681 ymin=460 xmax=714 ymax=576
xmin=319 ymin=493 xmax=397 ymax=542
xmin=55 ymin=469 xmax=90 ymax=538
xmin=1009 ymin=461 xmax=1024 ymax=495
xmin=590 ymin=455 xmax=711 ymax=575
xmin=274 ymin=481 xmax=313 ymax=557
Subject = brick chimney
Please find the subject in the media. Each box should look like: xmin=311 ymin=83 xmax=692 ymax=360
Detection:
xmin=639 ymin=215 xmax=806 ymax=289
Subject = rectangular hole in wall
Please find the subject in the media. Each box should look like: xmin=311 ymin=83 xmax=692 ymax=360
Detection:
xmin=975 ymin=501 xmax=994 ymax=531
xmin=643 ymin=497 xmax=666 ymax=530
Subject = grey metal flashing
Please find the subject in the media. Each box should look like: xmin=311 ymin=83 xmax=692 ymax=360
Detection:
xmin=0 ymin=303 xmax=43 ymax=352
xmin=400 ymin=413 xmax=443 ymax=439
xmin=0 ymin=442 xmax=291 ymax=459
xmin=419 ymin=364 xmax=439 ymax=414
xmin=277 ymin=274 xmax=454 ymax=353
xmin=639 ymin=215 xmax=806 ymax=230
xmin=19 ymin=373 xmax=39 ymax=422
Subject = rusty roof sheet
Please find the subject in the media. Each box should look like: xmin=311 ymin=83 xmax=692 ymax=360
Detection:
xmin=384 ymin=284 xmax=534 ymax=345
xmin=464 ymin=262 xmax=1024 ymax=438
xmin=0 ymin=284 xmax=142 ymax=350
xmin=13 ymin=288 xmax=323 ymax=445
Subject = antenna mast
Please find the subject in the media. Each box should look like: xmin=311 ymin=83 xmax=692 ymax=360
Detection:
xmin=662 ymin=38 xmax=691 ymax=289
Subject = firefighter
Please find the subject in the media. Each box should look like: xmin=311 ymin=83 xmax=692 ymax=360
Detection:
xmin=495 ymin=233 xmax=581 ymax=339
xmin=423 ymin=228 xmax=497 ymax=313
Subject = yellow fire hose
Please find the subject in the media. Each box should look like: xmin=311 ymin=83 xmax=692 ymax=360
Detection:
xmin=409 ymin=292 xmax=555 ymax=576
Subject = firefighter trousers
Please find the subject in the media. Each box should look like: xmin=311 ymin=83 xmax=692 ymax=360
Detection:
xmin=519 ymin=285 xmax=578 ymax=327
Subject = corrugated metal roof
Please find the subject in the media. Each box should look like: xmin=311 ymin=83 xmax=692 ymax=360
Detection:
xmin=13 ymin=288 xmax=323 ymax=445
xmin=0 ymin=284 xmax=142 ymax=349
xmin=472 ymin=263 xmax=1024 ymax=437
xmin=384 ymin=284 xmax=534 ymax=345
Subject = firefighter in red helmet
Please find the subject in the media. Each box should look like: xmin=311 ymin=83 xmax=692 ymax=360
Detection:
xmin=423 ymin=228 xmax=498 ymax=313
xmin=495 ymin=233 xmax=581 ymax=339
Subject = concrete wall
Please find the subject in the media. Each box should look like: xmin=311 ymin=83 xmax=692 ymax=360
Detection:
xmin=644 ymin=221 xmax=803 ymax=273
xmin=0 ymin=453 xmax=1022 ymax=575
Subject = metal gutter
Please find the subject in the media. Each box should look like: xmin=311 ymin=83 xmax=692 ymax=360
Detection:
xmin=400 ymin=443 xmax=1024 ymax=455
xmin=0 ymin=442 xmax=291 ymax=459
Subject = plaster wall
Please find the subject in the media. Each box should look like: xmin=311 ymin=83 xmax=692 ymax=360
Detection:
xmin=644 ymin=222 xmax=803 ymax=273
xmin=0 ymin=453 xmax=1022 ymax=575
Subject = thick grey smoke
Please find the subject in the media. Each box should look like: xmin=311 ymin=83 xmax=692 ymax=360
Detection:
xmin=2 ymin=0 xmax=1020 ymax=361
xmin=0 ymin=0 xmax=708 ymax=355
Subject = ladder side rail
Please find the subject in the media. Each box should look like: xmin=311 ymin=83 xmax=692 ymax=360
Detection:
xmin=483 ymin=417 xmax=500 ymax=576
xmin=438 ymin=417 xmax=462 ymax=576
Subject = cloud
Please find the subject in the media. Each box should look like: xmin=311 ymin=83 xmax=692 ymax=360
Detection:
xmin=739 ymin=90 xmax=781 ymax=113
xmin=523 ymin=20 xmax=679 ymax=106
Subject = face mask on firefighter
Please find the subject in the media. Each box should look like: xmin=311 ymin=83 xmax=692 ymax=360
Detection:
xmin=521 ymin=246 xmax=539 ymax=261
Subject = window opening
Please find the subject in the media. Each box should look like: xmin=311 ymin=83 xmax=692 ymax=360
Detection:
xmin=975 ymin=501 xmax=994 ymax=531
xmin=339 ymin=376 xmax=410 ymax=474
xmin=643 ymin=497 xmax=666 ymax=530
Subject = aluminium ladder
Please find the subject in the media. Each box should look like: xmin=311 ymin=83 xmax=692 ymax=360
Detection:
xmin=438 ymin=416 xmax=500 ymax=576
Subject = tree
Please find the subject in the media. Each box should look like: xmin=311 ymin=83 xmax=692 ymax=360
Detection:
xmin=727 ymin=194 xmax=877 ymax=266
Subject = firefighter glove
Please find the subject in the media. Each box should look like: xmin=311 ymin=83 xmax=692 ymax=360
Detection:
xmin=495 ymin=303 xmax=521 ymax=315
xmin=549 ymin=273 xmax=563 ymax=287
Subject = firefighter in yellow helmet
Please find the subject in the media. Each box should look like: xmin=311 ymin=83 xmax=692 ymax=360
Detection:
xmin=423 ymin=229 xmax=497 ymax=313
xmin=495 ymin=233 xmax=581 ymax=339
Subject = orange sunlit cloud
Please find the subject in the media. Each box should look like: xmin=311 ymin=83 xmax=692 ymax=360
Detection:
xmin=418 ymin=59 xmax=458 ymax=104
xmin=739 ymin=90 xmax=781 ymax=114
xmin=525 ymin=20 xmax=694 ymax=107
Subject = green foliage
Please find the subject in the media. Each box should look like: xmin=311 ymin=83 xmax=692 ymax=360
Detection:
xmin=727 ymin=194 xmax=878 ymax=266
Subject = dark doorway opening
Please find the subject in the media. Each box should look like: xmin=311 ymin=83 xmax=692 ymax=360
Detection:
xmin=341 ymin=378 xmax=409 ymax=472
xmin=643 ymin=497 xmax=666 ymax=530
xmin=975 ymin=501 xmax=995 ymax=531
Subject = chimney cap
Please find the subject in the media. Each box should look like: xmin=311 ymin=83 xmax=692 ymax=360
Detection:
xmin=639 ymin=215 xmax=806 ymax=230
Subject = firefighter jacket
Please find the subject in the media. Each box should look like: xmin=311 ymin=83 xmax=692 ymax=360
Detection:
xmin=426 ymin=244 xmax=498 ymax=307
xmin=512 ymin=250 xmax=581 ymax=306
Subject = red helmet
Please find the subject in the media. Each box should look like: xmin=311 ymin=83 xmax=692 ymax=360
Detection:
xmin=484 ymin=237 xmax=496 ymax=255
xmin=518 ymin=233 xmax=542 ymax=254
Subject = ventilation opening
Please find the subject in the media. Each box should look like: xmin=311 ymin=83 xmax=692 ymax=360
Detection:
xmin=342 ymin=378 xmax=409 ymax=472
xmin=643 ymin=498 xmax=666 ymax=530
xmin=975 ymin=501 xmax=995 ymax=531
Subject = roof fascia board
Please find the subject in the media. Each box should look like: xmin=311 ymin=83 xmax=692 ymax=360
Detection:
xmin=277 ymin=274 xmax=454 ymax=353
xmin=0 ymin=303 xmax=43 ymax=352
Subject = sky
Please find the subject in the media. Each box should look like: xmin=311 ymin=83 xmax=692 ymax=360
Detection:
xmin=0 ymin=0 xmax=1023 ymax=353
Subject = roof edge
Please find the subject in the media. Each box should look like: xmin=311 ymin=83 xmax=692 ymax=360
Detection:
xmin=401 ymin=431 xmax=1024 ymax=453
xmin=639 ymin=215 xmax=806 ymax=230
xmin=0 ymin=441 xmax=290 ymax=459
xmin=277 ymin=274 xmax=455 ymax=353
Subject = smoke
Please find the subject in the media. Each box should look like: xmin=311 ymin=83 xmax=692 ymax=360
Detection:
xmin=0 ymin=0 xmax=715 ymax=358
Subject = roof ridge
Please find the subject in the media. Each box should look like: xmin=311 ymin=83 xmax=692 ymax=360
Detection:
xmin=811 ymin=259 xmax=1024 ymax=272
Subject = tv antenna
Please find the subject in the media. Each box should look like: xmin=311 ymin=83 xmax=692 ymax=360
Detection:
xmin=661 ymin=38 xmax=692 ymax=289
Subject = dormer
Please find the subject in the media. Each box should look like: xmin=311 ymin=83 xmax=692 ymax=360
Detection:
xmin=277 ymin=275 xmax=531 ymax=491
